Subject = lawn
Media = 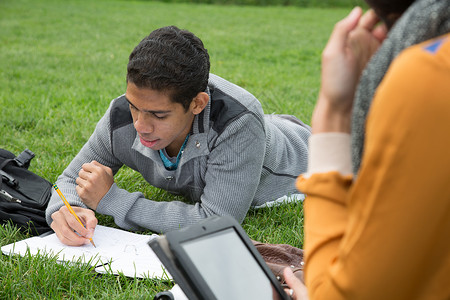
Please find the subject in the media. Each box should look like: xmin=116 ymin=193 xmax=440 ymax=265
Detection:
xmin=0 ymin=0 xmax=350 ymax=298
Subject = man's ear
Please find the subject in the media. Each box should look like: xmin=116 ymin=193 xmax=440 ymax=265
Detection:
xmin=190 ymin=92 xmax=209 ymax=115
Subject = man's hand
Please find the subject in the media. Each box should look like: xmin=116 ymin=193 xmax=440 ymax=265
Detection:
xmin=312 ymin=7 xmax=387 ymax=133
xmin=50 ymin=206 xmax=98 ymax=246
xmin=76 ymin=160 xmax=114 ymax=210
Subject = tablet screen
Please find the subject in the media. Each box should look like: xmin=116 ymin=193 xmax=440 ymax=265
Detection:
xmin=180 ymin=228 xmax=283 ymax=300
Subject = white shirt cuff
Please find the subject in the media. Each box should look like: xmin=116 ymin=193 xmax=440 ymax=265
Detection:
xmin=304 ymin=133 xmax=352 ymax=178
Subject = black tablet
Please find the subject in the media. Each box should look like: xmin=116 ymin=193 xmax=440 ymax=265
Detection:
xmin=149 ymin=215 xmax=290 ymax=300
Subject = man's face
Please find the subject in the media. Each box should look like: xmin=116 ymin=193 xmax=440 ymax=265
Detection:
xmin=125 ymin=82 xmax=195 ymax=156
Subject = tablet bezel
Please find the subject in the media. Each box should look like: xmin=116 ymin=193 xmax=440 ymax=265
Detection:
xmin=163 ymin=215 xmax=290 ymax=300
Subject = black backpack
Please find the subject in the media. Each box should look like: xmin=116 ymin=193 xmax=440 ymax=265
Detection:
xmin=0 ymin=148 xmax=52 ymax=235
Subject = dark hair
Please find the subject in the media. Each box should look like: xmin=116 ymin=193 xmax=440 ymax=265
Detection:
xmin=127 ymin=26 xmax=210 ymax=111
xmin=365 ymin=0 xmax=416 ymax=29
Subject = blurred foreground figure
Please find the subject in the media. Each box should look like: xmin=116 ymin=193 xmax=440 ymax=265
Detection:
xmin=285 ymin=0 xmax=450 ymax=299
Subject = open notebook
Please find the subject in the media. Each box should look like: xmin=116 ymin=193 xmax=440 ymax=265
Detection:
xmin=1 ymin=225 xmax=170 ymax=279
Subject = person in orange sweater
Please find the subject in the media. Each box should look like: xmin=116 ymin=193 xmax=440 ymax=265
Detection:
xmin=283 ymin=0 xmax=450 ymax=299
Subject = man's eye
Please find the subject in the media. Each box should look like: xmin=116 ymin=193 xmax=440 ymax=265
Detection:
xmin=129 ymin=104 xmax=137 ymax=111
xmin=153 ymin=113 xmax=167 ymax=119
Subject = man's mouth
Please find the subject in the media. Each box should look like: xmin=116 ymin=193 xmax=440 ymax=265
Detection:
xmin=139 ymin=137 xmax=159 ymax=148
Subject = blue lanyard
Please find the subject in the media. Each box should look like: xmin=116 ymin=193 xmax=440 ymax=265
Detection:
xmin=159 ymin=134 xmax=190 ymax=171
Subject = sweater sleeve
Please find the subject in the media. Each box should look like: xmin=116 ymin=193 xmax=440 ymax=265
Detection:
xmin=297 ymin=36 xmax=450 ymax=299
xmin=45 ymin=102 xmax=124 ymax=225
xmin=197 ymin=112 xmax=266 ymax=222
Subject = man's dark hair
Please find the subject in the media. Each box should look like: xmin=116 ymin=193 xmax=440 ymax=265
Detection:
xmin=127 ymin=26 xmax=210 ymax=111
xmin=365 ymin=0 xmax=416 ymax=29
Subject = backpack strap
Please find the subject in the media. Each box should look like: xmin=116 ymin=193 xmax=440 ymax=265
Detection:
xmin=0 ymin=149 xmax=34 ymax=188
xmin=0 ymin=170 xmax=18 ymax=188
xmin=0 ymin=158 xmax=17 ymax=189
xmin=0 ymin=149 xmax=15 ymax=171
xmin=14 ymin=149 xmax=35 ymax=168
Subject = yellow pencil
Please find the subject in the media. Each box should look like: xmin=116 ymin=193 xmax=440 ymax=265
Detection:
xmin=53 ymin=184 xmax=96 ymax=247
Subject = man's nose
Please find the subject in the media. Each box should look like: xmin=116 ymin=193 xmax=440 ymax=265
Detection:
xmin=134 ymin=112 xmax=154 ymax=134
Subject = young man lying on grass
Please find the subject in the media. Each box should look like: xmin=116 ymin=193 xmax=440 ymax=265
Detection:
xmin=45 ymin=25 xmax=311 ymax=246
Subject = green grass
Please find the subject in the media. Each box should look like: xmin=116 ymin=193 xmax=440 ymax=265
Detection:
xmin=137 ymin=0 xmax=367 ymax=8
xmin=0 ymin=0 xmax=350 ymax=298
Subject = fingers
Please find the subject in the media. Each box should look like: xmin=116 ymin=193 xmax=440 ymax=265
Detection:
xmin=79 ymin=161 xmax=100 ymax=180
xmin=283 ymin=267 xmax=309 ymax=300
xmin=51 ymin=206 xmax=97 ymax=246
xmin=73 ymin=206 xmax=98 ymax=236
xmin=83 ymin=211 xmax=98 ymax=236
xmin=61 ymin=206 xmax=89 ymax=234
xmin=77 ymin=162 xmax=96 ymax=187
xmin=358 ymin=9 xmax=387 ymax=43
xmin=90 ymin=160 xmax=103 ymax=167
xmin=79 ymin=161 xmax=113 ymax=180
xmin=326 ymin=7 xmax=363 ymax=53
xmin=76 ymin=161 xmax=114 ymax=210
xmin=284 ymin=267 xmax=302 ymax=287
xmin=358 ymin=9 xmax=379 ymax=31
xmin=372 ymin=22 xmax=388 ymax=43
xmin=284 ymin=288 xmax=295 ymax=299
xmin=89 ymin=160 xmax=113 ymax=175
xmin=77 ymin=160 xmax=113 ymax=189
xmin=51 ymin=221 xmax=90 ymax=246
